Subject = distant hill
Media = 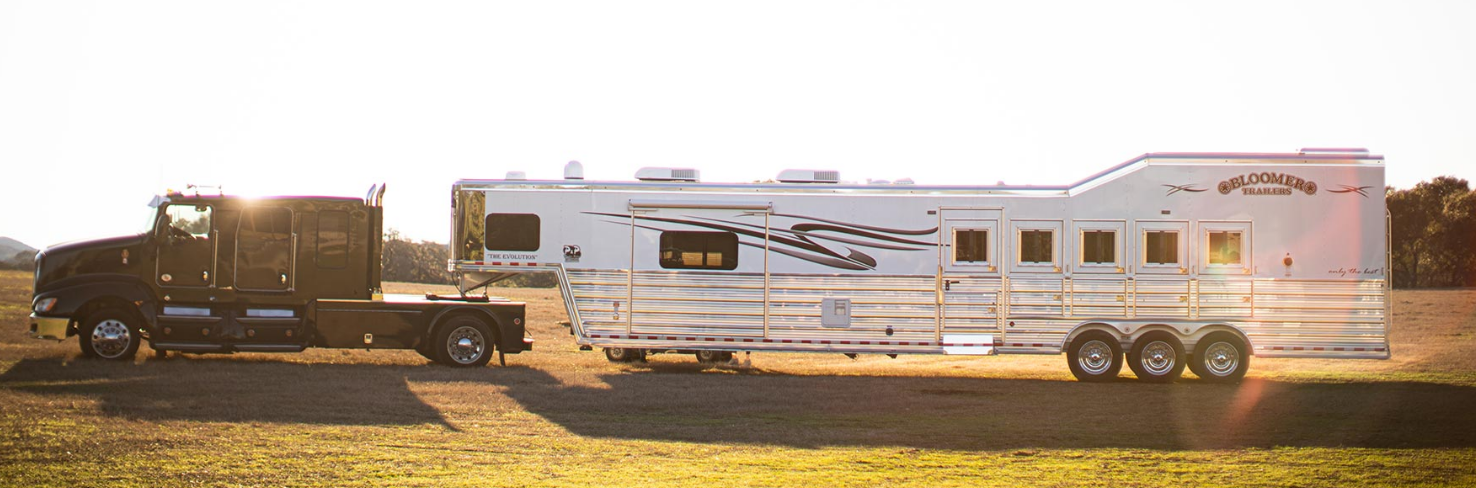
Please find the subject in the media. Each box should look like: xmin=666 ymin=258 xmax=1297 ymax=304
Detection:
xmin=0 ymin=237 xmax=37 ymax=270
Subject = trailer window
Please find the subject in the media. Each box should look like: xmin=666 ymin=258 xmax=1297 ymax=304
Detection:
xmin=485 ymin=214 xmax=540 ymax=251
xmin=1081 ymin=230 xmax=1115 ymax=265
xmin=1208 ymin=231 xmax=1243 ymax=265
xmin=317 ymin=211 xmax=349 ymax=269
xmin=1145 ymin=231 xmax=1179 ymax=265
xmin=954 ymin=229 xmax=989 ymax=264
xmin=1018 ymin=230 xmax=1053 ymax=264
xmin=659 ymin=231 xmax=738 ymax=270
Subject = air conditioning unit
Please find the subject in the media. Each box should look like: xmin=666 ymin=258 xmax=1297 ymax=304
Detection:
xmin=635 ymin=167 xmax=700 ymax=182
xmin=777 ymin=169 xmax=840 ymax=184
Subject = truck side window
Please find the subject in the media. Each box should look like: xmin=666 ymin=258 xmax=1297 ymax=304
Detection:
xmin=318 ymin=211 xmax=349 ymax=269
xmin=659 ymin=231 xmax=738 ymax=270
xmin=164 ymin=205 xmax=212 ymax=240
xmin=485 ymin=213 xmax=540 ymax=251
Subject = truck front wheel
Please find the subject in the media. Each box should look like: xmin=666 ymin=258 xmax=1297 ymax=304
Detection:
xmin=433 ymin=316 xmax=495 ymax=367
xmin=79 ymin=308 xmax=141 ymax=361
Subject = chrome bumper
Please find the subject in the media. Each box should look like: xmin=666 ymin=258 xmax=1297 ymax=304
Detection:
xmin=29 ymin=314 xmax=70 ymax=340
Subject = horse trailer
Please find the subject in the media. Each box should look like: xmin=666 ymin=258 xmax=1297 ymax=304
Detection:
xmin=449 ymin=149 xmax=1390 ymax=382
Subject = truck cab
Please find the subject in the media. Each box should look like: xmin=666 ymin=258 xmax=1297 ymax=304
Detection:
xmin=28 ymin=186 xmax=530 ymax=367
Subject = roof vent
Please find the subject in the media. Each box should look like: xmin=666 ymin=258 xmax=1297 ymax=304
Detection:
xmin=505 ymin=171 xmax=527 ymax=180
xmin=635 ymin=167 xmax=700 ymax=182
xmin=1298 ymin=147 xmax=1369 ymax=155
xmin=777 ymin=169 xmax=840 ymax=184
xmin=894 ymin=178 xmax=915 ymax=185
xmin=564 ymin=160 xmax=584 ymax=180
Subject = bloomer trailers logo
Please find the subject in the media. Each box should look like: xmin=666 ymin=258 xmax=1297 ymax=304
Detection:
xmin=1218 ymin=172 xmax=1318 ymax=196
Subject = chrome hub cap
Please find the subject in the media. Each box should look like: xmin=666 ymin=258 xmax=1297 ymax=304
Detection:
xmin=1077 ymin=340 xmax=1113 ymax=375
xmin=1140 ymin=340 xmax=1177 ymax=375
xmin=1204 ymin=342 xmax=1240 ymax=376
xmin=445 ymin=326 xmax=485 ymax=364
xmin=91 ymin=319 xmax=132 ymax=359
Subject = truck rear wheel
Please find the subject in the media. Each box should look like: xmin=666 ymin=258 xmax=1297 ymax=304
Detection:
xmin=1127 ymin=331 xmax=1185 ymax=383
xmin=1067 ymin=330 xmax=1122 ymax=382
xmin=79 ymin=308 xmax=141 ymax=361
xmin=1190 ymin=332 xmax=1249 ymax=383
xmin=433 ymin=316 xmax=494 ymax=367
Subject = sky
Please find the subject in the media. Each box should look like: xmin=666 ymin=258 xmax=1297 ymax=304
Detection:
xmin=2 ymin=1 xmax=1473 ymax=249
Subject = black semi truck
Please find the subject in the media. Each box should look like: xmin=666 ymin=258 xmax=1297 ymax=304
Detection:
xmin=26 ymin=185 xmax=530 ymax=367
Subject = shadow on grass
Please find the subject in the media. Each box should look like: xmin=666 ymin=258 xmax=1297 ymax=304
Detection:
xmin=0 ymin=357 xmax=457 ymax=430
xmin=3 ymin=356 xmax=1474 ymax=450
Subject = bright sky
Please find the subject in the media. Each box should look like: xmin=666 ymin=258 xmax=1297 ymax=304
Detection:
xmin=2 ymin=1 xmax=1473 ymax=249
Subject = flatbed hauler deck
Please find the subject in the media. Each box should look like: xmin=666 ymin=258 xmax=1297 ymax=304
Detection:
xmin=28 ymin=186 xmax=530 ymax=367
xmin=451 ymin=149 xmax=1390 ymax=382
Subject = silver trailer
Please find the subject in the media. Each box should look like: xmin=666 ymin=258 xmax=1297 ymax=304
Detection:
xmin=449 ymin=149 xmax=1390 ymax=382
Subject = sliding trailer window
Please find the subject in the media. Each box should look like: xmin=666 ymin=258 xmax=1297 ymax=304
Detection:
xmin=1074 ymin=220 xmax=1126 ymax=273
xmin=1010 ymin=220 xmax=1063 ymax=273
xmin=1137 ymin=220 xmax=1189 ymax=275
xmin=484 ymin=213 xmax=541 ymax=251
xmin=1200 ymin=221 xmax=1251 ymax=275
xmin=658 ymin=231 xmax=738 ymax=270
xmin=953 ymin=228 xmax=991 ymax=265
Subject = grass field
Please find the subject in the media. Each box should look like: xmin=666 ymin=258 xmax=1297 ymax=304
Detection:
xmin=2 ymin=269 xmax=1474 ymax=487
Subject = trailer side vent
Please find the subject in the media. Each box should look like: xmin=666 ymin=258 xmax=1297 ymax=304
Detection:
xmin=777 ymin=169 xmax=841 ymax=184
xmin=635 ymin=167 xmax=700 ymax=182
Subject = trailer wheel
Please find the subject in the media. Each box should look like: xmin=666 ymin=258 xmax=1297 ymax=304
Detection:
xmin=695 ymin=350 xmax=733 ymax=364
xmin=79 ymin=308 xmax=141 ymax=361
xmin=1127 ymin=331 xmax=1185 ymax=383
xmin=433 ymin=316 xmax=494 ymax=367
xmin=1067 ymin=330 xmax=1122 ymax=382
xmin=1191 ymin=332 xmax=1249 ymax=383
xmin=604 ymin=347 xmax=645 ymax=363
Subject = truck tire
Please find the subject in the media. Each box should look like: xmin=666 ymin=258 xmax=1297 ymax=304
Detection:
xmin=79 ymin=308 xmax=141 ymax=361
xmin=1127 ymin=331 xmax=1185 ymax=383
xmin=1191 ymin=332 xmax=1249 ymax=383
xmin=433 ymin=316 xmax=495 ymax=367
xmin=1067 ymin=330 xmax=1122 ymax=382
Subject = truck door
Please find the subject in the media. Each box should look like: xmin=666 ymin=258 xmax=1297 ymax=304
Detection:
xmin=157 ymin=204 xmax=216 ymax=288
xmin=938 ymin=208 xmax=1003 ymax=340
xmin=235 ymin=207 xmax=295 ymax=291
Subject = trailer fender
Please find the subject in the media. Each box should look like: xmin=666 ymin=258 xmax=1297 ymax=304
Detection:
xmin=1060 ymin=321 xmax=1254 ymax=356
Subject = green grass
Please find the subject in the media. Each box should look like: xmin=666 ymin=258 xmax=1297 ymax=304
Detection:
xmin=2 ymin=270 xmax=1475 ymax=487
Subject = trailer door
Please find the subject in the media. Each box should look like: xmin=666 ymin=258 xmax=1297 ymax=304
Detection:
xmin=938 ymin=208 xmax=1003 ymax=339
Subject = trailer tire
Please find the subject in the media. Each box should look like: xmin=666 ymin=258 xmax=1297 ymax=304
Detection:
xmin=79 ymin=308 xmax=141 ymax=361
xmin=432 ymin=316 xmax=494 ymax=367
xmin=695 ymin=350 xmax=733 ymax=364
xmin=1191 ymin=332 xmax=1249 ymax=383
xmin=1067 ymin=330 xmax=1122 ymax=382
xmin=604 ymin=347 xmax=644 ymax=363
xmin=1127 ymin=331 xmax=1185 ymax=383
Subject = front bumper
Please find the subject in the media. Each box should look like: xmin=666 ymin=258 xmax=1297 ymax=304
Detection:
xmin=29 ymin=314 xmax=70 ymax=340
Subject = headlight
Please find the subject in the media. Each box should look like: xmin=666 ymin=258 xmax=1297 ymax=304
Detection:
xmin=34 ymin=298 xmax=57 ymax=314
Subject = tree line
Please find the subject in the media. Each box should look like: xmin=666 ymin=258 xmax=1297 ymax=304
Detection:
xmin=381 ymin=230 xmax=557 ymax=288
xmin=1388 ymin=176 xmax=1476 ymax=288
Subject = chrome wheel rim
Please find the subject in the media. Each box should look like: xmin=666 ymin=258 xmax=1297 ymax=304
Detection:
xmin=1077 ymin=339 xmax=1114 ymax=375
xmin=1203 ymin=342 xmax=1240 ymax=376
xmin=445 ymin=326 xmax=485 ymax=364
xmin=91 ymin=319 xmax=132 ymax=359
xmin=1139 ymin=340 xmax=1177 ymax=376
